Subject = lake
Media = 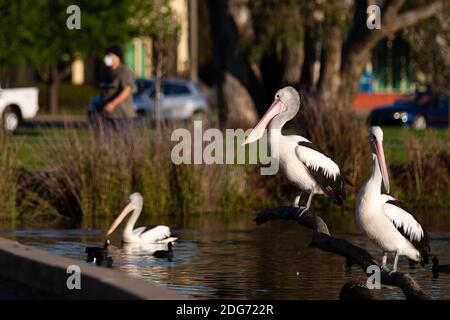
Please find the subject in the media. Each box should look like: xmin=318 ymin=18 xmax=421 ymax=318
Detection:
xmin=1 ymin=209 xmax=449 ymax=299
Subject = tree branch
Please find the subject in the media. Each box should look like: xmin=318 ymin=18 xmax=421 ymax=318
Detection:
xmin=254 ymin=206 xmax=429 ymax=300
xmin=385 ymin=0 xmax=444 ymax=34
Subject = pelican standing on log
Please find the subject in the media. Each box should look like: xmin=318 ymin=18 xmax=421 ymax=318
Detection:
xmin=243 ymin=87 xmax=350 ymax=215
xmin=356 ymin=126 xmax=430 ymax=272
xmin=106 ymin=193 xmax=178 ymax=244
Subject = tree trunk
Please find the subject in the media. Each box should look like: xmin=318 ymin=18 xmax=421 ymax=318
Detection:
xmin=300 ymin=26 xmax=316 ymax=92
xmin=189 ymin=0 xmax=199 ymax=82
xmin=154 ymin=43 xmax=163 ymax=131
xmin=208 ymin=0 xmax=260 ymax=125
xmin=48 ymin=65 xmax=60 ymax=114
xmin=222 ymin=72 xmax=259 ymax=129
xmin=317 ymin=26 xmax=343 ymax=108
xmin=282 ymin=41 xmax=304 ymax=87
xmin=338 ymin=49 xmax=372 ymax=110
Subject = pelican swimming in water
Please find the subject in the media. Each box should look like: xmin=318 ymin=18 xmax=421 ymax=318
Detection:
xmin=106 ymin=193 xmax=178 ymax=244
xmin=355 ymin=126 xmax=430 ymax=272
xmin=243 ymin=87 xmax=350 ymax=215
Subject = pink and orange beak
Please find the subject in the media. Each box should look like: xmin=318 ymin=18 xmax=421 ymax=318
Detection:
xmin=373 ymin=139 xmax=390 ymax=193
xmin=242 ymin=99 xmax=286 ymax=145
xmin=106 ymin=201 xmax=136 ymax=236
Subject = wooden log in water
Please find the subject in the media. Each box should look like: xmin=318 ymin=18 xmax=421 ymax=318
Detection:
xmin=339 ymin=281 xmax=375 ymax=300
xmin=254 ymin=206 xmax=429 ymax=300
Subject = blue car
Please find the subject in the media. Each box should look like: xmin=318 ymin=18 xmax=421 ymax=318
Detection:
xmin=368 ymin=90 xmax=449 ymax=130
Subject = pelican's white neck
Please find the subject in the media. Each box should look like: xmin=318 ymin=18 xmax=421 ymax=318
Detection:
xmin=267 ymin=119 xmax=283 ymax=159
xmin=363 ymin=153 xmax=382 ymax=196
xmin=125 ymin=199 xmax=143 ymax=233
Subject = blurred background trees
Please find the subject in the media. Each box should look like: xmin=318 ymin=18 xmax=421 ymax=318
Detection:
xmin=204 ymin=0 xmax=447 ymax=123
xmin=0 ymin=0 xmax=448 ymax=121
xmin=1 ymin=0 xmax=136 ymax=113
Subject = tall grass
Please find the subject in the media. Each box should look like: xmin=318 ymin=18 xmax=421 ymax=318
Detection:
xmin=18 ymin=123 xmax=255 ymax=225
xmin=9 ymin=113 xmax=450 ymax=225
xmin=391 ymin=131 xmax=450 ymax=206
xmin=0 ymin=133 xmax=16 ymax=221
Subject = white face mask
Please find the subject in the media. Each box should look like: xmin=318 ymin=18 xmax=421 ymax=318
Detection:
xmin=104 ymin=55 xmax=113 ymax=67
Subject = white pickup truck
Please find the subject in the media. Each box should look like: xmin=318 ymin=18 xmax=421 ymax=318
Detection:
xmin=0 ymin=87 xmax=39 ymax=132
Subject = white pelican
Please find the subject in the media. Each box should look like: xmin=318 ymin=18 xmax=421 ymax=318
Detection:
xmin=243 ymin=86 xmax=350 ymax=215
xmin=356 ymin=126 xmax=430 ymax=272
xmin=106 ymin=193 xmax=178 ymax=244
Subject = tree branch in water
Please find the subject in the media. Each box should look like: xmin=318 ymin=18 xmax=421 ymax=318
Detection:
xmin=254 ymin=206 xmax=429 ymax=300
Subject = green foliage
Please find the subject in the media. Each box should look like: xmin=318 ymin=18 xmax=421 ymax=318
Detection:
xmin=0 ymin=1 xmax=27 ymax=67
xmin=247 ymin=0 xmax=305 ymax=63
xmin=9 ymin=0 xmax=135 ymax=68
xmin=0 ymin=0 xmax=179 ymax=73
xmin=129 ymin=0 xmax=180 ymax=41
xmin=402 ymin=4 xmax=450 ymax=95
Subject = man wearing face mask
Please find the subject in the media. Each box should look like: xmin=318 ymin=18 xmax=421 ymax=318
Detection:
xmin=98 ymin=45 xmax=135 ymax=127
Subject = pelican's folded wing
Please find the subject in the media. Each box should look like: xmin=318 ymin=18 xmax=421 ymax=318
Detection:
xmin=382 ymin=196 xmax=430 ymax=261
xmin=140 ymin=225 xmax=172 ymax=242
xmin=295 ymin=140 xmax=346 ymax=204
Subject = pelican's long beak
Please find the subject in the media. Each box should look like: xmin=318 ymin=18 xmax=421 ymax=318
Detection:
xmin=373 ymin=140 xmax=390 ymax=193
xmin=242 ymin=100 xmax=285 ymax=145
xmin=106 ymin=202 xmax=135 ymax=236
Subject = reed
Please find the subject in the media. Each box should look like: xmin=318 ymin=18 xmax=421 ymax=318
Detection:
xmin=391 ymin=130 xmax=450 ymax=206
xmin=18 ymin=123 xmax=260 ymax=224
xmin=10 ymin=117 xmax=450 ymax=225
xmin=0 ymin=133 xmax=17 ymax=221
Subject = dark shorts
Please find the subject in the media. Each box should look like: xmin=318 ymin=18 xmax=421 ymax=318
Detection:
xmin=90 ymin=114 xmax=135 ymax=138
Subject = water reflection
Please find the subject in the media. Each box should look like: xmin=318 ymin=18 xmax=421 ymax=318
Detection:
xmin=0 ymin=210 xmax=449 ymax=299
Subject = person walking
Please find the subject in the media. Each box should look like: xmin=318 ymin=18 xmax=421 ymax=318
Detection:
xmin=98 ymin=45 xmax=136 ymax=131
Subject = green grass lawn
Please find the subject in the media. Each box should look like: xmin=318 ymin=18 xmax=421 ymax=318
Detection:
xmin=13 ymin=127 xmax=90 ymax=168
xmin=383 ymin=126 xmax=450 ymax=165
xmin=13 ymin=125 xmax=448 ymax=169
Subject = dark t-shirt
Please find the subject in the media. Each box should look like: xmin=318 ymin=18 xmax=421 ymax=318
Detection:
xmin=100 ymin=64 xmax=136 ymax=118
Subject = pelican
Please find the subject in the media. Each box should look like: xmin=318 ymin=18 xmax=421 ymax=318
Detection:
xmin=106 ymin=193 xmax=178 ymax=244
xmin=356 ymin=126 xmax=430 ymax=272
xmin=243 ymin=87 xmax=350 ymax=215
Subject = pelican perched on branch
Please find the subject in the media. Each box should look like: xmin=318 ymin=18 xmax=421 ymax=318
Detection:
xmin=106 ymin=193 xmax=178 ymax=244
xmin=243 ymin=87 xmax=350 ymax=215
xmin=356 ymin=126 xmax=430 ymax=272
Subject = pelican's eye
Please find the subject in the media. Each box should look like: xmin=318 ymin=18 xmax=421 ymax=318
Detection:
xmin=275 ymin=93 xmax=280 ymax=100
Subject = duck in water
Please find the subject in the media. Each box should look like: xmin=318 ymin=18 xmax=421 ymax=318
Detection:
xmin=85 ymin=240 xmax=113 ymax=267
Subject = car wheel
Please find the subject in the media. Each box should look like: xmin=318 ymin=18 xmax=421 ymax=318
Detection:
xmin=412 ymin=115 xmax=427 ymax=130
xmin=2 ymin=106 xmax=21 ymax=132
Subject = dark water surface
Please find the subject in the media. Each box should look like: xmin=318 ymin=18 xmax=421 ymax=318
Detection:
xmin=1 ymin=210 xmax=449 ymax=299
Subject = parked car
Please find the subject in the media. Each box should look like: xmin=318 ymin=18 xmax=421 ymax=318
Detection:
xmin=88 ymin=78 xmax=210 ymax=121
xmin=368 ymin=90 xmax=449 ymax=129
xmin=133 ymin=78 xmax=210 ymax=120
xmin=0 ymin=87 xmax=39 ymax=132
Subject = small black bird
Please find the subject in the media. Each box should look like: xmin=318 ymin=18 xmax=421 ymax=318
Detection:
xmin=85 ymin=240 xmax=113 ymax=267
xmin=432 ymin=257 xmax=450 ymax=278
xmin=153 ymin=242 xmax=173 ymax=261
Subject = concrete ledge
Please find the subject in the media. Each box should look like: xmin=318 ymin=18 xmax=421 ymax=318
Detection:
xmin=0 ymin=237 xmax=187 ymax=300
